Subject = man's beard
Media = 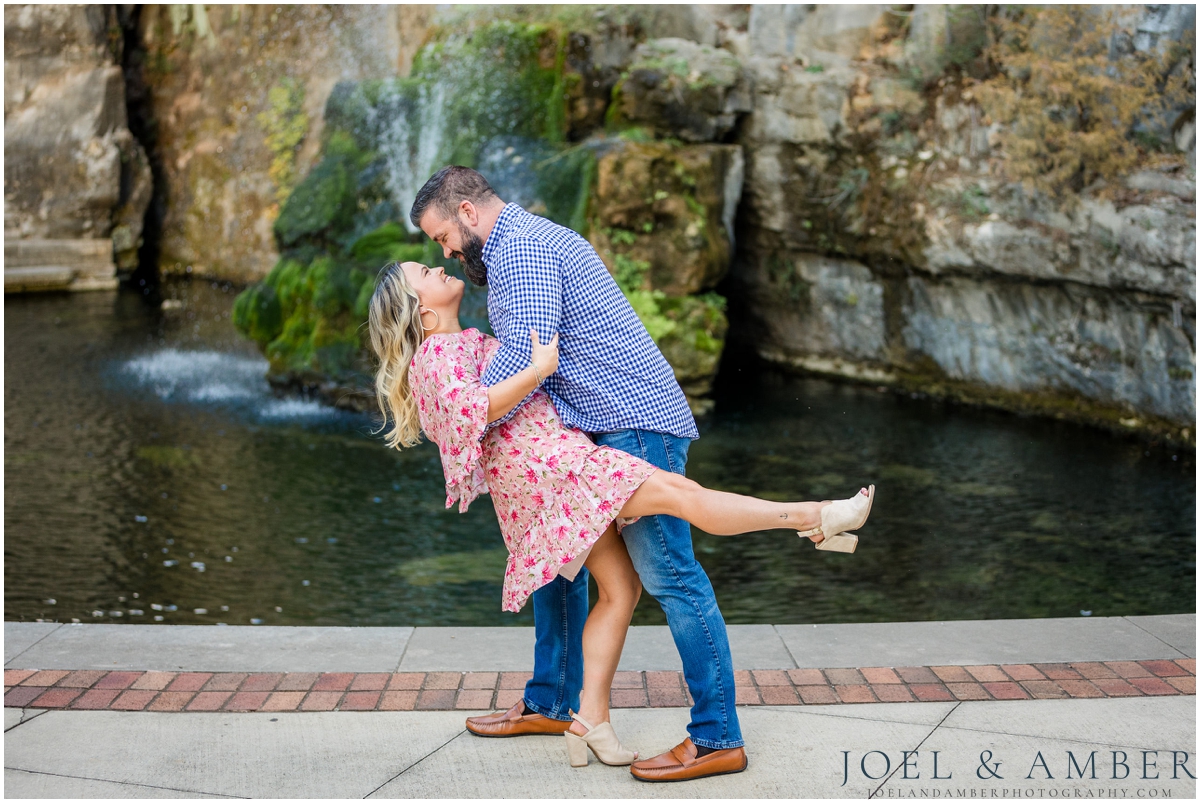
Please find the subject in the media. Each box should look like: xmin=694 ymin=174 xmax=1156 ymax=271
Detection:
xmin=456 ymin=222 xmax=487 ymax=286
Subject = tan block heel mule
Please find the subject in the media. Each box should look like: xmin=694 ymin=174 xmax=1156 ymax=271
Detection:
xmin=564 ymin=712 xmax=638 ymax=767
xmin=799 ymin=484 xmax=875 ymax=553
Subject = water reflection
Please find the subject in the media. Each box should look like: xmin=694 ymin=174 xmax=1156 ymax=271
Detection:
xmin=4 ymin=280 xmax=1194 ymax=627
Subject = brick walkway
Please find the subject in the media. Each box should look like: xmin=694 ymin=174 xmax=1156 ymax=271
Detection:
xmin=4 ymin=659 xmax=1193 ymax=713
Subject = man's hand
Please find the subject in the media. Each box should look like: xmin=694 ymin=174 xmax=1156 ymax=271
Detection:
xmin=530 ymin=329 xmax=559 ymax=381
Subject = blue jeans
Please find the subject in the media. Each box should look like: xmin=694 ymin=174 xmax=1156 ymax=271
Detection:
xmin=523 ymin=429 xmax=744 ymax=750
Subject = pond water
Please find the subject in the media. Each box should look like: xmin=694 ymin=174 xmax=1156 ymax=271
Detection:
xmin=5 ymin=279 xmax=1195 ymax=627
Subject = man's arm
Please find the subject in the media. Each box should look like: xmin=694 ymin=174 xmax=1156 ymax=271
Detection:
xmin=481 ymin=237 xmax=563 ymax=426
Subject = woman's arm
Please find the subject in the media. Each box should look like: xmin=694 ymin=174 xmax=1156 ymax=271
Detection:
xmin=485 ymin=329 xmax=558 ymax=423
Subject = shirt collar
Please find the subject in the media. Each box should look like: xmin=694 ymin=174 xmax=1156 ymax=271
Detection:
xmin=482 ymin=203 xmax=523 ymax=266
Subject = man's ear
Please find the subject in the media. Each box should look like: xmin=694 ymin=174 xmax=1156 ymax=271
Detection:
xmin=458 ymin=200 xmax=480 ymax=228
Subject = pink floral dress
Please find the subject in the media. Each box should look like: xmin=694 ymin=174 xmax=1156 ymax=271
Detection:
xmin=410 ymin=328 xmax=658 ymax=612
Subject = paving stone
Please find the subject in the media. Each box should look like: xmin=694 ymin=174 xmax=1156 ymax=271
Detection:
xmin=147 ymin=692 xmax=194 ymax=711
xmin=1165 ymin=676 xmax=1195 ymax=694
xmin=494 ymin=689 xmax=523 ymax=710
xmin=611 ymin=688 xmax=649 ymax=708
xmin=872 ymin=684 xmax=915 ymax=703
xmin=1056 ymin=680 xmax=1103 ymax=698
xmin=1021 ymin=680 xmax=1068 ymax=699
xmin=648 ymin=687 xmax=690 ymax=707
xmin=861 ymin=667 xmax=901 ymax=684
xmin=423 ymin=672 xmax=461 ymax=691
xmin=56 ymin=670 xmax=108 ymax=688
xmin=1128 ymin=676 xmax=1179 ymax=695
xmin=165 ymin=673 xmax=212 ymax=692
xmin=835 ymin=685 xmax=877 ymax=704
xmin=758 ymin=685 xmax=799 ymax=705
xmin=110 ymin=690 xmax=156 ymax=711
xmin=733 ymin=670 xmax=754 ymax=685
xmin=240 ymin=673 xmax=283 ymax=692
xmin=300 ymin=691 xmax=344 ymax=711
xmin=895 ymin=667 xmax=938 ymax=684
xmin=131 ymin=672 xmax=175 ymax=690
xmin=1091 ymin=678 xmax=1142 ymax=697
xmin=1176 ymin=658 xmax=1195 ymax=674
xmin=797 ymin=685 xmax=839 ymax=705
xmin=388 ymin=673 xmax=424 ymax=690
xmin=735 ymin=686 xmax=762 ymax=705
xmin=1141 ymin=660 xmax=1190 ymax=677
xmin=1032 ymin=663 xmax=1082 ymax=680
xmin=461 ymin=672 xmax=498 ymax=690
xmin=261 ymin=692 xmax=306 ymax=712
xmin=946 ymin=682 xmax=989 ymax=701
xmin=963 ymin=665 xmax=1008 ymax=683
xmin=612 ymin=671 xmax=643 ymax=689
xmin=982 ymin=682 xmax=1030 ymax=700
xmin=275 ymin=673 xmax=319 ymax=692
xmin=1069 ymin=662 xmax=1118 ymax=680
xmin=909 ymin=684 xmax=954 ymax=702
xmin=95 ymin=671 xmax=145 ymax=690
xmin=349 ymin=674 xmax=389 ymax=691
xmin=341 ymin=691 xmax=382 ymax=711
xmin=787 ymin=668 xmax=827 ymax=685
xmin=226 ymin=692 xmax=270 ymax=711
xmin=825 ymin=668 xmax=866 ymax=685
xmin=1000 ymin=664 xmax=1045 ymax=681
xmin=312 ymin=673 xmax=354 ymax=692
xmin=20 ymin=670 xmax=70 ymax=687
xmin=70 ymin=689 xmax=121 ymax=709
xmin=3 ymin=670 xmax=35 ymax=686
xmin=29 ymin=688 xmax=82 ymax=708
xmin=645 ymin=671 xmax=682 ymax=688
xmin=5 ymin=686 xmax=45 ymax=707
xmin=379 ymin=691 xmax=418 ymax=711
xmin=498 ymin=672 xmax=531 ymax=690
xmin=202 ymin=673 xmax=247 ymax=692
xmin=186 ymin=692 xmax=232 ymax=711
xmin=416 ymin=690 xmax=456 ymax=710
xmin=454 ymin=690 xmax=493 ymax=710
xmin=931 ymin=666 xmax=973 ymax=683
xmin=1104 ymin=661 xmax=1152 ymax=678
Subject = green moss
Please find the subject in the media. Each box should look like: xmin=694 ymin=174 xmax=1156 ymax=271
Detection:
xmin=273 ymin=149 xmax=359 ymax=247
xmin=257 ymin=78 xmax=308 ymax=202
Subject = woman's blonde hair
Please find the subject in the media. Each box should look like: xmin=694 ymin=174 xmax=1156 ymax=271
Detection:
xmin=368 ymin=261 xmax=426 ymax=449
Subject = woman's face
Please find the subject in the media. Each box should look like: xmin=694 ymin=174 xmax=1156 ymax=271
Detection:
xmin=401 ymin=261 xmax=464 ymax=310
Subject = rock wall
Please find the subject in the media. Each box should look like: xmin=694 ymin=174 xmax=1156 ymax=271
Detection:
xmin=135 ymin=4 xmax=434 ymax=283
xmin=4 ymin=4 xmax=151 ymax=274
xmin=721 ymin=4 xmax=1195 ymax=442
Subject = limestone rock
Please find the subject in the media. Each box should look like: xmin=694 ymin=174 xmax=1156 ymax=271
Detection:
xmin=612 ymin=38 xmax=750 ymax=142
xmin=138 ymin=4 xmax=433 ymax=282
xmin=588 ymin=140 xmax=744 ymax=295
xmin=902 ymin=275 xmax=1195 ymax=424
xmin=3 ymin=5 xmax=149 ymax=257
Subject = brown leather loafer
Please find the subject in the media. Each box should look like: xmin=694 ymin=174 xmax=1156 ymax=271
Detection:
xmin=630 ymin=737 xmax=748 ymax=782
xmin=464 ymin=700 xmax=572 ymax=738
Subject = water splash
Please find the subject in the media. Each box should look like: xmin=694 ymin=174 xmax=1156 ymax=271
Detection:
xmin=120 ymin=349 xmax=340 ymax=421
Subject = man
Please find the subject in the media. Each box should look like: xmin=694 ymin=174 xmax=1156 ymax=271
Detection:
xmin=410 ymin=165 xmax=746 ymax=782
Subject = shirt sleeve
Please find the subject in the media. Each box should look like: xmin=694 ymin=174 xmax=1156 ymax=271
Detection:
xmin=480 ymin=235 xmax=563 ymax=427
xmin=410 ymin=337 xmax=490 ymax=513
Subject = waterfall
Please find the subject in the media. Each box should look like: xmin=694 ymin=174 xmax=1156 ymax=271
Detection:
xmin=377 ymin=79 xmax=450 ymax=234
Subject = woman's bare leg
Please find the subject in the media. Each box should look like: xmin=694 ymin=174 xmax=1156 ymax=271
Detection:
xmin=569 ymin=525 xmax=641 ymax=737
xmin=619 ymin=471 xmax=866 ymax=540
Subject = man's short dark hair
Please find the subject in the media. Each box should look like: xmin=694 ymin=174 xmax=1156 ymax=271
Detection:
xmin=409 ymin=166 xmax=500 ymax=229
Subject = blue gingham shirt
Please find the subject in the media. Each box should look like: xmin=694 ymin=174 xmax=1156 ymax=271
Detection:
xmin=480 ymin=204 xmax=698 ymax=439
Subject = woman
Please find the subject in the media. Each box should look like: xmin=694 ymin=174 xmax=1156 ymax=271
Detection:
xmin=368 ymin=260 xmax=874 ymax=768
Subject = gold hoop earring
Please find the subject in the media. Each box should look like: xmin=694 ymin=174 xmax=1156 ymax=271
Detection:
xmin=419 ymin=308 xmax=440 ymax=331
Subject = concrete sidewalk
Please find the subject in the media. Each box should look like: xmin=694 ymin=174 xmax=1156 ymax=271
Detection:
xmin=6 ymin=614 xmax=1194 ymax=672
xmin=4 ymin=615 xmax=1195 ymax=799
